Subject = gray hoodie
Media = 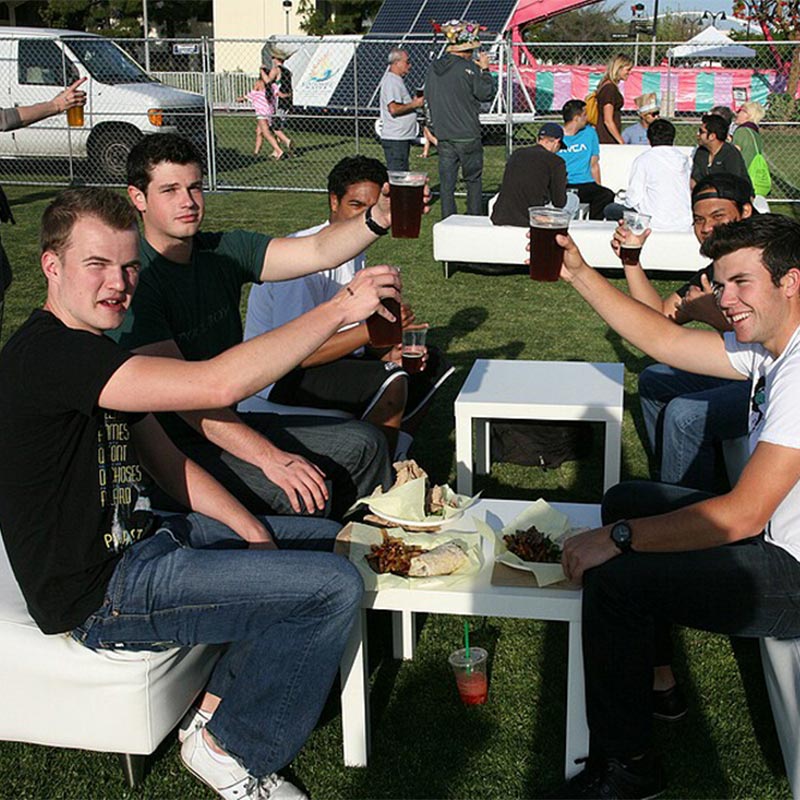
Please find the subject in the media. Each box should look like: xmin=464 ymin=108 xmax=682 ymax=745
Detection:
xmin=424 ymin=53 xmax=494 ymax=141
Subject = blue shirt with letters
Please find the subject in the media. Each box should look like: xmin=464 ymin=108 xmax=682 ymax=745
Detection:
xmin=559 ymin=126 xmax=599 ymax=185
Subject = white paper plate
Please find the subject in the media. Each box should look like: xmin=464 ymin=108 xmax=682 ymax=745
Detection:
xmin=367 ymin=505 xmax=464 ymax=530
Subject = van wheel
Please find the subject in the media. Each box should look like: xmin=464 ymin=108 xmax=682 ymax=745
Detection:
xmin=88 ymin=128 xmax=142 ymax=181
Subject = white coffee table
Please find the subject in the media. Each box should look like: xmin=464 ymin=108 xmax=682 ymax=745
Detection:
xmin=455 ymin=359 xmax=624 ymax=495
xmin=339 ymin=498 xmax=601 ymax=779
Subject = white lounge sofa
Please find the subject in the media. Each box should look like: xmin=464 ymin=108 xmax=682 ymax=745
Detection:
xmin=0 ymin=532 xmax=220 ymax=787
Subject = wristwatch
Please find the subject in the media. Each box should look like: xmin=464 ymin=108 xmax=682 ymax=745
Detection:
xmin=610 ymin=520 xmax=633 ymax=554
xmin=364 ymin=205 xmax=389 ymax=237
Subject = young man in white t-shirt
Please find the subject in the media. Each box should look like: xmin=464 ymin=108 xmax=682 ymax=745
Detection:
xmin=244 ymin=156 xmax=453 ymax=455
xmin=546 ymin=214 xmax=800 ymax=798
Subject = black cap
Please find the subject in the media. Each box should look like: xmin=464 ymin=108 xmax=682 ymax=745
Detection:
xmin=538 ymin=122 xmax=566 ymax=149
xmin=692 ymin=173 xmax=754 ymax=210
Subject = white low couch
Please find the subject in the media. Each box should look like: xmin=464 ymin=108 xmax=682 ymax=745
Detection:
xmin=0 ymin=533 xmax=220 ymax=787
xmin=433 ymin=144 xmax=769 ymax=279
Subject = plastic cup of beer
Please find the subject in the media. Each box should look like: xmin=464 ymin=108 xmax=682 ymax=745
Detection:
xmin=366 ymin=297 xmax=402 ymax=347
xmin=389 ymin=171 xmax=426 ymax=239
xmin=66 ymin=104 xmax=84 ymax=127
xmin=528 ymin=206 xmax=571 ymax=282
xmin=620 ymin=211 xmax=651 ymax=266
xmin=402 ymin=325 xmax=427 ymax=374
xmin=449 ymin=647 xmax=489 ymax=705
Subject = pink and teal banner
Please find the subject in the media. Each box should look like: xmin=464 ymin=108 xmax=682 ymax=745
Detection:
xmin=514 ymin=65 xmax=775 ymax=113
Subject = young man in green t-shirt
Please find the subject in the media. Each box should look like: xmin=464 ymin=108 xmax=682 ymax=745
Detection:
xmin=115 ymin=134 xmax=405 ymax=519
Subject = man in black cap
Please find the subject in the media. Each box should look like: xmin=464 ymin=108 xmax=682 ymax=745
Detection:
xmin=491 ymin=122 xmax=568 ymax=227
xmin=614 ymin=173 xmax=756 ymax=495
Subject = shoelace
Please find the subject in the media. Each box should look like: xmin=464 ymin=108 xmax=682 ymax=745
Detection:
xmin=252 ymin=773 xmax=283 ymax=799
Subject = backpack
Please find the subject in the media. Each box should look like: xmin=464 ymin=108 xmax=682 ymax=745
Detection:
xmin=585 ymin=90 xmax=599 ymax=126
xmin=490 ymin=420 xmax=594 ymax=469
xmin=745 ymin=128 xmax=771 ymax=196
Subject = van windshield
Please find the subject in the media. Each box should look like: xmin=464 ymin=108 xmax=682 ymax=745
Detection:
xmin=64 ymin=38 xmax=155 ymax=84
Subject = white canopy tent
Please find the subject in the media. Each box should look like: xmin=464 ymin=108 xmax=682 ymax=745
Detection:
xmin=667 ymin=26 xmax=756 ymax=60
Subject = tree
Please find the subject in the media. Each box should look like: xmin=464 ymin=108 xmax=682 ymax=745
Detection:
xmin=523 ymin=4 xmax=626 ymax=64
xmin=733 ymin=0 xmax=800 ymax=100
xmin=296 ymin=0 xmax=382 ymax=35
xmin=42 ymin=0 xmax=211 ymax=38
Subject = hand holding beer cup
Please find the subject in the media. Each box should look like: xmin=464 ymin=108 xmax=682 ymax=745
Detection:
xmin=611 ymin=219 xmax=651 ymax=263
xmin=55 ymin=78 xmax=87 ymax=127
xmin=524 ymin=229 xmax=589 ymax=283
xmin=375 ymin=175 xmax=433 ymax=237
xmin=339 ymin=264 xmax=401 ymax=331
xmin=617 ymin=211 xmax=651 ymax=266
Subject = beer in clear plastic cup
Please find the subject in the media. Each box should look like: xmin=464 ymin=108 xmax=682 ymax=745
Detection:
xmin=528 ymin=206 xmax=571 ymax=282
xmin=389 ymin=171 xmax=426 ymax=239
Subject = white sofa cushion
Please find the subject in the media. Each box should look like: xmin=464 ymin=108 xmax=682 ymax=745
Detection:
xmin=0 ymin=533 xmax=220 ymax=755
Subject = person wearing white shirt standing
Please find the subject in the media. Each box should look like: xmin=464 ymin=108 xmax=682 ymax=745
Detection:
xmin=604 ymin=119 xmax=692 ymax=231
xmin=379 ymin=48 xmax=424 ymax=171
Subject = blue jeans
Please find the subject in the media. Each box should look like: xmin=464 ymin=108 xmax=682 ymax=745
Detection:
xmin=438 ymin=138 xmax=484 ymax=218
xmin=638 ymin=363 xmax=750 ymax=490
xmin=381 ymin=138 xmax=411 ymax=171
xmin=590 ymin=480 xmax=800 ymax=758
xmin=71 ymin=513 xmax=362 ymax=778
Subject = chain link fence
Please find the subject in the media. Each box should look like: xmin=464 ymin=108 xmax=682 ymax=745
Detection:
xmin=1 ymin=33 xmax=799 ymax=202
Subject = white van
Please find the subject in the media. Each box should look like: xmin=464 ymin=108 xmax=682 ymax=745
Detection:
xmin=0 ymin=27 xmax=207 ymax=179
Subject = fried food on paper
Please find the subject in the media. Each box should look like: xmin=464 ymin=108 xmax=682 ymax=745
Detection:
xmin=366 ymin=530 xmax=427 ymax=576
xmin=407 ymin=541 xmax=468 ymax=577
xmin=392 ymin=459 xmax=427 ymax=487
xmin=503 ymin=525 xmax=562 ymax=563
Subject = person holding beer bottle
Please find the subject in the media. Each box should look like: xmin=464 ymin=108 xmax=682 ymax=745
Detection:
xmin=0 ymin=77 xmax=86 ymax=339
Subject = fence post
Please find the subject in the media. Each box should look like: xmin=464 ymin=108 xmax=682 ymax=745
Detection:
xmin=504 ymin=37 xmax=513 ymax=160
xmin=202 ymin=36 xmax=217 ymax=191
xmin=354 ymin=40 xmax=360 ymax=153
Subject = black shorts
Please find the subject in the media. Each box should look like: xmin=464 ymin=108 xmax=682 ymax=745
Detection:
xmin=270 ymin=349 xmax=454 ymax=421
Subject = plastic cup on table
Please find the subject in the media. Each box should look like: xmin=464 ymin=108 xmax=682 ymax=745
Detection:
xmin=528 ymin=206 xmax=571 ymax=282
xmin=448 ymin=646 xmax=489 ymax=705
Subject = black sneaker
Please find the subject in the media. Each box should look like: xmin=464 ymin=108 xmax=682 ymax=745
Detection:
xmin=652 ymin=683 xmax=688 ymax=722
xmin=550 ymin=753 xmax=665 ymax=799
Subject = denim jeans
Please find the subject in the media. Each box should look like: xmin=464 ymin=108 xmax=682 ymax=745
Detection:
xmin=381 ymin=138 xmax=411 ymax=171
xmin=437 ymin=138 xmax=484 ymax=218
xmin=587 ymin=481 xmax=800 ymax=759
xmin=160 ymin=413 xmax=392 ymax=519
xmin=72 ymin=512 xmax=362 ymax=778
xmin=638 ymin=364 xmax=750 ymax=490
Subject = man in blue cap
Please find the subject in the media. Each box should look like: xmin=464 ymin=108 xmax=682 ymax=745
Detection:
xmin=491 ymin=122 xmax=568 ymax=227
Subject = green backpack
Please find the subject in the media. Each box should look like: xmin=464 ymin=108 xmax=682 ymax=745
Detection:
xmin=746 ymin=128 xmax=772 ymax=197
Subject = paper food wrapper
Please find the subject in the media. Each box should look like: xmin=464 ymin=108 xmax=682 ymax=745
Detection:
xmin=477 ymin=499 xmax=571 ymax=587
xmin=345 ymin=522 xmax=483 ymax=591
xmin=353 ymin=477 xmax=479 ymax=524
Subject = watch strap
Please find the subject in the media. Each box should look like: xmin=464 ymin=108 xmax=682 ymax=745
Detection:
xmin=365 ymin=205 xmax=389 ymax=237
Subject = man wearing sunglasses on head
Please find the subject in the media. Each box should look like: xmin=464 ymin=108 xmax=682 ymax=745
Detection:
xmin=622 ymin=93 xmax=660 ymax=145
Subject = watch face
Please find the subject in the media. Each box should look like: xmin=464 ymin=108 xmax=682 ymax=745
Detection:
xmin=612 ymin=521 xmax=632 ymax=550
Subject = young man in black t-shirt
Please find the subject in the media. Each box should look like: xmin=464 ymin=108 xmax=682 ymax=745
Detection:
xmin=0 ymin=188 xmax=402 ymax=800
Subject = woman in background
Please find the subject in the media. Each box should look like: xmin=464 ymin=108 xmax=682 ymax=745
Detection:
xmin=596 ymin=54 xmax=633 ymax=144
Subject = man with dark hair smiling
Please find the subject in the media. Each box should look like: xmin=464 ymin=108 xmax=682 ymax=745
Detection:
xmin=547 ymin=212 xmax=800 ymax=798
xmin=691 ymin=113 xmax=751 ymax=190
xmin=115 ymin=134 xmax=403 ymax=519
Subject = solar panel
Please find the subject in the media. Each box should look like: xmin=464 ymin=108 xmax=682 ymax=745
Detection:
xmin=463 ymin=0 xmax=517 ymax=34
xmin=411 ymin=0 xmax=469 ymax=33
xmin=370 ymin=0 xmax=426 ymax=34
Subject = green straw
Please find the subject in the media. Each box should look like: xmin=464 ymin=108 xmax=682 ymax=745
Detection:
xmin=464 ymin=620 xmax=471 ymax=674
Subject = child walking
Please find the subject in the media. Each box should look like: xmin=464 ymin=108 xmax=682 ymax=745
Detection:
xmin=238 ymin=78 xmax=285 ymax=159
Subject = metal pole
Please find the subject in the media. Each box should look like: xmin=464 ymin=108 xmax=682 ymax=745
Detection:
xmin=634 ymin=32 xmax=640 ymax=65
xmin=143 ymin=0 xmax=150 ymax=72
xmin=650 ymin=0 xmax=659 ymax=66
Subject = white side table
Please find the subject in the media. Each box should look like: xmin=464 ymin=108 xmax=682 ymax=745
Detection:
xmin=455 ymin=360 xmax=624 ymax=495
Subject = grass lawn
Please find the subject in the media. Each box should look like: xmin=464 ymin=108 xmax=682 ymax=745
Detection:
xmin=0 ymin=185 xmax=793 ymax=799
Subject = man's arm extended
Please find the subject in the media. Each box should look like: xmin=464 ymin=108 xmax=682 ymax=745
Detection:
xmin=261 ymin=183 xmax=427 ymax=282
xmin=563 ymin=440 xmax=800 ymax=583
xmin=132 ymin=413 xmax=276 ymax=546
xmin=388 ymin=96 xmax=423 ymax=117
xmin=558 ymin=233 xmax=741 ymax=379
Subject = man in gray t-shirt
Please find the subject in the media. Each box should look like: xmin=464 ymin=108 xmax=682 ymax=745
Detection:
xmin=379 ymin=47 xmax=424 ymax=171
